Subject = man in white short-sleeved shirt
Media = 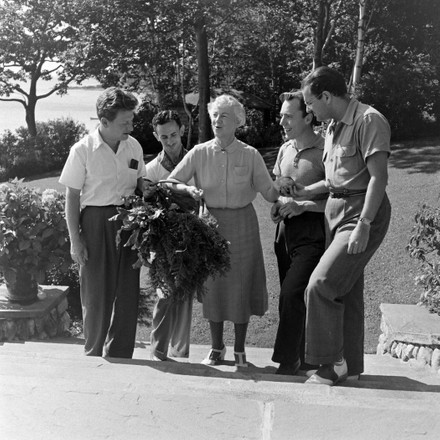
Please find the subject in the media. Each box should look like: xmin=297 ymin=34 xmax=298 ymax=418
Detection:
xmin=59 ymin=87 xmax=146 ymax=358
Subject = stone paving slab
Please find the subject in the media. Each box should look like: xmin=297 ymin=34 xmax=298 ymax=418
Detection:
xmin=1 ymin=338 xmax=440 ymax=440
xmin=380 ymin=303 xmax=440 ymax=345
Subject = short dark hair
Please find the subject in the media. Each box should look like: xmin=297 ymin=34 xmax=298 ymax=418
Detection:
xmin=152 ymin=110 xmax=182 ymax=132
xmin=96 ymin=87 xmax=138 ymax=121
xmin=279 ymin=90 xmax=318 ymax=126
xmin=301 ymin=66 xmax=347 ymax=97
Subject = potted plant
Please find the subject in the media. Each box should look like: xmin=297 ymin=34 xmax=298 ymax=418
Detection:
xmin=0 ymin=179 xmax=70 ymax=305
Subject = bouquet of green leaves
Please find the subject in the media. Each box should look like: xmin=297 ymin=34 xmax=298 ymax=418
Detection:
xmin=110 ymin=184 xmax=230 ymax=302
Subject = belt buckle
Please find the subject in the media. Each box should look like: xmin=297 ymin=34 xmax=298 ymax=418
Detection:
xmin=330 ymin=189 xmax=347 ymax=199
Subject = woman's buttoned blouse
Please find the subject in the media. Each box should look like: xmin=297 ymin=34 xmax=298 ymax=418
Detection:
xmin=168 ymin=138 xmax=277 ymax=209
xmin=324 ymin=99 xmax=391 ymax=191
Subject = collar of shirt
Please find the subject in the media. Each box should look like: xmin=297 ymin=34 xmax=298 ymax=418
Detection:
xmin=328 ymin=98 xmax=361 ymax=135
xmin=290 ymin=135 xmax=324 ymax=152
xmin=91 ymin=129 xmax=108 ymax=152
xmin=213 ymin=137 xmax=240 ymax=153
xmin=340 ymin=98 xmax=360 ymax=127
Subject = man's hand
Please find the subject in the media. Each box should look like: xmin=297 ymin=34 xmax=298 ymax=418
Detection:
xmin=279 ymin=201 xmax=306 ymax=218
xmin=270 ymin=200 xmax=283 ymax=223
xmin=70 ymin=237 xmax=88 ymax=266
xmin=347 ymin=222 xmax=370 ymax=254
xmin=291 ymin=181 xmax=311 ymax=200
xmin=142 ymin=180 xmax=157 ymax=199
xmin=187 ymin=186 xmax=204 ymax=201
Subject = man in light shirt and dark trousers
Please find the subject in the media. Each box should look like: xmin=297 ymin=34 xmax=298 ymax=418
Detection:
xmin=59 ymin=87 xmax=146 ymax=358
xmin=145 ymin=110 xmax=194 ymax=361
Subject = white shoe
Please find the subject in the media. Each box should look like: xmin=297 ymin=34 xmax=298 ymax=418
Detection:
xmin=234 ymin=352 xmax=248 ymax=368
xmin=201 ymin=346 xmax=226 ymax=365
xmin=306 ymin=359 xmax=348 ymax=386
xmin=150 ymin=354 xmax=167 ymax=361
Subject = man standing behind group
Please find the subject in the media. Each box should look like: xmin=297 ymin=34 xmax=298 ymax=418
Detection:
xmin=271 ymin=91 xmax=327 ymax=375
xmin=60 ymin=87 xmax=146 ymax=358
xmin=145 ymin=110 xmax=194 ymax=361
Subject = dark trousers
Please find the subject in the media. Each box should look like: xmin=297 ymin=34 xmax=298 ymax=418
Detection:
xmin=80 ymin=206 xmax=140 ymax=358
xmin=272 ymin=212 xmax=325 ymax=366
xmin=274 ymin=222 xmax=290 ymax=287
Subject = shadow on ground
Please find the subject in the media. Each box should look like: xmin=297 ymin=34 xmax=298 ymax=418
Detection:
xmin=389 ymin=138 xmax=440 ymax=174
xmin=104 ymin=355 xmax=440 ymax=394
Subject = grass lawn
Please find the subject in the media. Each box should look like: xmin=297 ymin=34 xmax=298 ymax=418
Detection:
xmin=24 ymin=137 xmax=440 ymax=354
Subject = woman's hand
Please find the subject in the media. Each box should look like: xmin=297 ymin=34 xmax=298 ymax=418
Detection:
xmin=347 ymin=222 xmax=370 ymax=254
xmin=187 ymin=186 xmax=204 ymax=200
xmin=275 ymin=177 xmax=295 ymax=197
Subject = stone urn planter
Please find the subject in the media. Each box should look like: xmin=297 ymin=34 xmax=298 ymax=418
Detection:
xmin=0 ymin=180 xmax=70 ymax=306
xmin=3 ymin=268 xmax=38 ymax=305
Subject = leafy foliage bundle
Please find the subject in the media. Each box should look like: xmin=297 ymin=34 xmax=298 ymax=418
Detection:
xmin=407 ymin=203 xmax=440 ymax=315
xmin=111 ymin=185 xmax=231 ymax=302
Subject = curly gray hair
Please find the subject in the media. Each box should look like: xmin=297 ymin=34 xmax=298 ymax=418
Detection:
xmin=207 ymin=94 xmax=246 ymax=127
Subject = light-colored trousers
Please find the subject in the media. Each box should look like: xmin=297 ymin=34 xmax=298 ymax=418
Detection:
xmin=150 ymin=294 xmax=193 ymax=359
xmin=305 ymin=194 xmax=391 ymax=375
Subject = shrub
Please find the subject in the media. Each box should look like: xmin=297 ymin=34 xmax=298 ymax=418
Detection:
xmin=132 ymin=99 xmax=161 ymax=154
xmin=358 ymin=61 xmax=440 ymax=141
xmin=33 ymin=118 xmax=88 ymax=170
xmin=0 ymin=118 xmax=87 ymax=180
xmin=407 ymin=203 xmax=440 ymax=315
xmin=45 ymin=262 xmax=82 ymax=321
xmin=236 ymin=108 xmax=282 ymax=149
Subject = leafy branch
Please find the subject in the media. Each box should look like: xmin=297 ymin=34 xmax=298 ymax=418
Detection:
xmin=110 ymin=185 xmax=230 ymax=302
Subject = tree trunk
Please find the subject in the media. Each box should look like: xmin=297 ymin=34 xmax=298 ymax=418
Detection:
xmin=25 ymin=97 xmax=37 ymax=138
xmin=349 ymin=0 xmax=368 ymax=95
xmin=313 ymin=0 xmax=327 ymax=69
xmin=178 ymin=45 xmax=194 ymax=149
xmin=195 ymin=16 xmax=211 ymax=143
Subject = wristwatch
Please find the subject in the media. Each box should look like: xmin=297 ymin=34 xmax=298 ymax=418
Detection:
xmin=358 ymin=217 xmax=372 ymax=225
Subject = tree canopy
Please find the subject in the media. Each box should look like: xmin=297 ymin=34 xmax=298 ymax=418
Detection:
xmin=1 ymin=0 xmax=439 ymax=141
xmin=0 ymin=0 xmax=97 ymax=137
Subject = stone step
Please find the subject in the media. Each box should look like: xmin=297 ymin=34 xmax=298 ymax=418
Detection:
xmin=1 ymin=337 xmax=440 ymax=384
xmin=1 ymin=338 xmax=440 ymax=440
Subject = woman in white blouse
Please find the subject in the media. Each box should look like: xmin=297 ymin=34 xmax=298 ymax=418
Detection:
xmin=167 ymin=95 xmax=278 ymax=367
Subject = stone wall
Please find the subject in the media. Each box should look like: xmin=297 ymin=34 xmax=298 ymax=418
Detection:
xmin=378 ymin=303 xmax=440 ymax=375
xmin=0 ymin=285 xmax=70 ymax=342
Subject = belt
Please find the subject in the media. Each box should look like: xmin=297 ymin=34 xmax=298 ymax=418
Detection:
xmin=84 ymin=205 xmax=123 ymax=209
xmin=329 ymin=189 xmax=366 ymax=199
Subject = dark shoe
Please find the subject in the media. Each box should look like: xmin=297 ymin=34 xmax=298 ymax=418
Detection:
xmin=305 ymin=358 xmax=348 ymax=386
xmin=276 ymin=359 xmax=301 ymax=376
